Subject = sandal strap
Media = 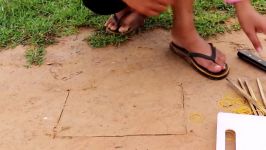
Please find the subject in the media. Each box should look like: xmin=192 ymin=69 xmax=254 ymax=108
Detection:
xmin=111 ymin=13 xmax=130 ymax=30
xmin=171 ymin=42 xmax=217 ymax=62
xmin=109 ymin=14 xmax=123 ymax=32
xmin=190 ymin=43 xmax=216 ymax=62
xmin=112 ymin=14 xmax=120 ymax=25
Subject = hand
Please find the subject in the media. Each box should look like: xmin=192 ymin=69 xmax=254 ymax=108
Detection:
xmin=235 ymin=1 xmax=266 ymax=52
xmin=122 ymin=0 xmax=172 ymax=16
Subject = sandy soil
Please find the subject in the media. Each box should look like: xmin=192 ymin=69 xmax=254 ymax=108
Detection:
xmin=0 ymin=28 xmax=265 ymax=150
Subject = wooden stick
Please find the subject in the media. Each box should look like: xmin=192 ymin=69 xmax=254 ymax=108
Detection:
xmin=226 ymin=78 xmax=266 ymax=115
xmin=257 ymin=78 xmax=266 ymax=108
xmin=245 ymin=80 xmax=263 ymax=116
xmin=238 ymin=78 xmax=258 ymax=115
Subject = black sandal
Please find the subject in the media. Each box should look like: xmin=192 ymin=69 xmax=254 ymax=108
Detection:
xmin=170 ymin=42 xmax=230 ymax=80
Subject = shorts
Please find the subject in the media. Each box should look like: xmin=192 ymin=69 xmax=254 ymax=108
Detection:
xmin=82 ymin=0 xmax=127 ymax=15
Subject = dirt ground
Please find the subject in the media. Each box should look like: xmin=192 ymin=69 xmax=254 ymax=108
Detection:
xmin=0 ymin=28 xmax=265 ymax=150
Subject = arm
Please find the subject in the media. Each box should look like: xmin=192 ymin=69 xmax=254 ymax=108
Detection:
xmin=233 ymin=0 xmax=266 ymax=52
xmin=122 ymin=0 xmax=172 ymax=16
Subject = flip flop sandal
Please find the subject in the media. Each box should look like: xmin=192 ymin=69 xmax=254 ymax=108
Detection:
xmin=106 ymin=13 xmax=143 ymax=35
xmin=106 ymin=14 xmax=124 ymax=34
xmin=169 ymin=42 xmax=230 ymax=80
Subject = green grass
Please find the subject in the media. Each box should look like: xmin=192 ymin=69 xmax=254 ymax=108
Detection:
xmin=0 ymin=0 xmax=89 ymax=47
xmin=25 ymin=46 xmax=45 ymax=66
xmin=0 ymin=0 xmax=265 ymax=65
xmin=0 ymin=0 xmax=90 ymax=66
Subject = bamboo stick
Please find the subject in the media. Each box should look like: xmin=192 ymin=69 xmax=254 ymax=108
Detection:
xmin=257 ymin=78 xmax=266 ymax=108
xmin=226 ymin=78 xmax=266 ymax=115
xmin=245 ymin=80 xmax=263 ymax=116
xmin=238 ymin=78 xmax=258 ymax=115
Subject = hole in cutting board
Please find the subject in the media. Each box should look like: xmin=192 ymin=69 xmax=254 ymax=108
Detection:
xmin=226 ymin=130 xmax=236 ymax=150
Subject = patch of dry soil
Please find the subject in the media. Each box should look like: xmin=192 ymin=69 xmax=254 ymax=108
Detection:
xmin=0 ymin=28 xmax=265 ymax=150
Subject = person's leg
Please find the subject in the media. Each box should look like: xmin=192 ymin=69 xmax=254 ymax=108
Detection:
xmin=171 ymin=0 xmax=226 ymax=73
xmin=83 ymin=0 xmax=145 ymax=34
xmin=83 ymin=0 xmax=128 ymax=31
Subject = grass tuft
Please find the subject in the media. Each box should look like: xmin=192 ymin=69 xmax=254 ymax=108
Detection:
xmin=88 ymin=31 xmax=128 ymax=48
xmin=25 ymin=47 xmax=46 ymax=66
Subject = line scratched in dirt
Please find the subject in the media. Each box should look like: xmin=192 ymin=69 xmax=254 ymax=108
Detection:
xmin=55 ymin=133 xmax=186 ymax=139
xmin=52 ymin=89 xmax=71 ymax=138
xmin=177 ymin=82 xmax=188 ymax=134
xmin=178 ymin=83 xmax=185 ymax=109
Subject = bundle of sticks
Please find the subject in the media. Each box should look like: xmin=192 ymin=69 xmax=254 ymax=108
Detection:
xmin=227 ymin=78 xmax=266 ymax=116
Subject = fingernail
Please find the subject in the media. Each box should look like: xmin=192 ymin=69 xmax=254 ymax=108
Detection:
xmin=257 ymin=47 xmax=263 ymax=52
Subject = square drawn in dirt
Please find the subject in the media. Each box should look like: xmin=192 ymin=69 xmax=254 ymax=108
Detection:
xmin=56 ymin=68 xmax=186 ymax=137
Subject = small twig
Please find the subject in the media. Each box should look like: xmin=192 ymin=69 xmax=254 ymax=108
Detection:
xmin=226 ymin=78 xmax=266 ymax=115
xmin=245 ymin=80 xmax=263 ymax=116
xmin=257 ymin=78 xmax=266 ymax=109
xmin=238 ymin=78 xmax=258 ymax=115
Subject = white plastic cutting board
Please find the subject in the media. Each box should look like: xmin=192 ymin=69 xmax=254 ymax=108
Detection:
xmin=216 ymin=112 xmax=266 ymax=150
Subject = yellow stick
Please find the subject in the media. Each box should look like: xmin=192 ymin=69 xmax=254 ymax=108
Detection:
xmin=238 ymin=78 xmax=258 ymax=115
xmin=245 ymin=80 xmax=263 ymax=116
xmin=257 ymin=78 xmax=266 ymax=108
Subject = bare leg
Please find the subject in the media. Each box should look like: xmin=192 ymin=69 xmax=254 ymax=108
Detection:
xmin=172 ymin=0 xmax=226 ymax=73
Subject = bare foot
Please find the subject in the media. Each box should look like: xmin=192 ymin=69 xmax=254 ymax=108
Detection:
xmin=118 ymin=11 xmax=145 ymax=34
xmin=104 ymin=8 xmax=131 ymax=31
xmin=172 ymin=32 xmax=226 ymax=73
xmin=105 ymin=9 xmax=145 ymax=33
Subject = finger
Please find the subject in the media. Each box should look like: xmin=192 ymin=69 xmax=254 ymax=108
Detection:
xmin=256 ymin=16 xmax=266 ymax=33
xmin=151 ymin=4 xmax=167 ymax=13
xmin=145 ymin=9 xmax=161 ymax=16
xmin=137 ymin=4 xmax=165 ymax=16
xmin=256 ymin=27 xmax=265 ymax=33
xmin=170 ymin=0 xmax=175 ymax=5
xmin=246 ymin=31 xmax=262 ymax=51
xmin=263 ymin=27 xmax=266 ymax=35
xmin=157 ymin=0 xmax=173 ymax=6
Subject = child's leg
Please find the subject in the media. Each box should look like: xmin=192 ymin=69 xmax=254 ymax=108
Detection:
xmin=83 ymin=0 xmax=145 ymax=34
xmin=171 ymin=0 xmax=226 ymax=73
